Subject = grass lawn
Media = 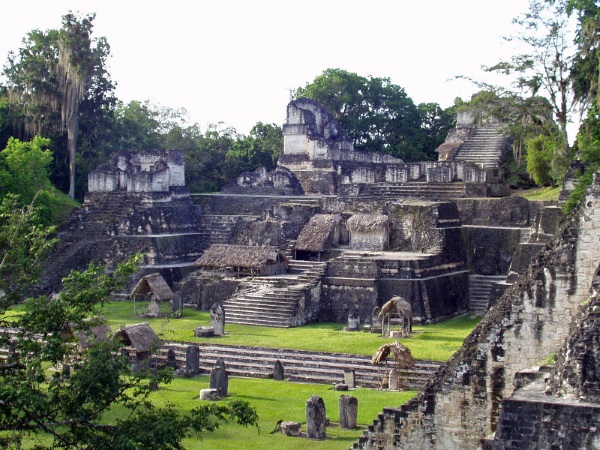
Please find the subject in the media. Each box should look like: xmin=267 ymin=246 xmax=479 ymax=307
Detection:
xmin=99 ymin=301 xmax=479 ymax=361
xmin=5 ymin=301 xmax=475 ymax=448
xmin=144 ymin=376 xmax=416 ymax=449
xmin=514 ymin=186 xmax=560 ymax=201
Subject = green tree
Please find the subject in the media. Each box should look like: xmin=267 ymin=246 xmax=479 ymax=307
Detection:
xmin=2 ymin=13 xmax=114 ymax=199
xmin=0 ymin=248 xmax=259 ymax=448
xmin=483 ymin=0 xmax=577 ymax=156
xmin=568 ymin=0 xmax=600 ymax=108
xmin=0 ymin=195 xmax=58 ymax=304
xmin=0 ymin=136 xmax=53 ymax=203
xmin=526 ymin=134 xmax=556 ymax=184
xmin=185 ymin=123 xmax=238 ymax=192
xmin=293 ymin=68 xmax=435 ymax=160
xmin=223 ymin=122 xmax=283 ymax=178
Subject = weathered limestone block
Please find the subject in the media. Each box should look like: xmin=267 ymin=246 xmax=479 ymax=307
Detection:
xmin=273 ymin=360 xmax=284 ymax=381
xmin=185 ymin=345 xmax=200 ymax=375
xmin=306 ymin=395 xmax=327 ymax=440
xmin=194 ymin=326 xmax=214 ymax=337
xmin=209 ymin=366 xmax=228 ymax=397
xmin=344 ymin=369 xmax=356 ymax=389
xmin=199 ymin=388 xmax=219 ymax=401
xmin=210 ymin=303 xmax=225 ymax=336
xmin=281 ymin=421 xmax=302 ymax=436
xmin=339 ymin=395 xmax=358 ymax=429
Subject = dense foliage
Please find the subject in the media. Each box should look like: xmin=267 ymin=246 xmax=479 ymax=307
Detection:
xmin=2 ymin=13 xmax=114 ymax=199
xmin=0 ymin=249 xmax=259 ymax=449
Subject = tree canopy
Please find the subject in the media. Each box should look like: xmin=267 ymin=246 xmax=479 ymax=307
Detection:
xmin=2 ymin=13 xmax=114 ymax=199
xmin=293 ymin=68 xmax=454 ymax=161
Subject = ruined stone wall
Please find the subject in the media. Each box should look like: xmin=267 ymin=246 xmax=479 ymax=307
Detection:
xmin=462 ymin=227 xmax=521 ymax=275
xmin=321 ymin=258 xmax=379 ymax=322
xmin=355 ymin=172 xmax=600 ymax=449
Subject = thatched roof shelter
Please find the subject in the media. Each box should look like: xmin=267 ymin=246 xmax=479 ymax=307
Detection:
xmin=295 ymin=214 xmax=341 ymax=252
xmin=71 ymin=318 xmax=112 ymax=349
xmin=371 ymin=341 xmax=415 ymax=368
xmin=130 ymin=273 xmax=173 ymax=301
xmin=195 ymin=244 xmax=288 ymax=276
xmin=346 ymin=213 xmax=389 ymax=233
xmin=114 ymin=322 xmax=161 ymax=353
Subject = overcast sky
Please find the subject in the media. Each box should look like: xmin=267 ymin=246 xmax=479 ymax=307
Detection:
xmin=1 ymin=0 xmax=532 ymax=135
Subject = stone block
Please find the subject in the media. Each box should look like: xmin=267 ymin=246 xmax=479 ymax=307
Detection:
xmin=339 ymin=395 xmax=358 ymax=429
xmin=281 ymin=421 xmax=302 ymax=436
xmin=306 ymin=395 xmax=327 ymax=440
xmin=199 ymin=388 xmax=219 ymax=401
xmin=273 ymin=359 xmax=285 ymax=381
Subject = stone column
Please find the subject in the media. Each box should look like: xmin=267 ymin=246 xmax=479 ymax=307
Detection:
xmin=273 ymin=359 xmax=284 ymax=381
xmin=305 ymin=395 xmax=327 ymax=439
xmin=209 ymin=366 xmax=228 ymax=397
xmin=339 ymin=395 xmax=358 ymax=429
xmin=344 ymin=369 xmax=355 ymax=389
xmin=185 ymin=345 xmax=200 ymax=375
xmin=388 ymin=368 xmax=399 ymax=391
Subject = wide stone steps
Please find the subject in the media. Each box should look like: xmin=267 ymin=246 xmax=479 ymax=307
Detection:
xmin=454 ymin=125 xmax=510 ymax=168
xmin=469 ymin=274 xmax=506 ymax=315
xmin=222 ymin=260 xmax=329 ymax=328
xmin=358 ymin=182 xmax=466 ymax=199
xmin=197 ymin=343 xmax=442 ymax=389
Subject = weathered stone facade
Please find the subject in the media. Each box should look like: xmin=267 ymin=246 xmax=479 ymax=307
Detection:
xmin=88 ymin=150 xmax=185 ymax=193
xmin=354 ymin=171 xmax=600 ymax=449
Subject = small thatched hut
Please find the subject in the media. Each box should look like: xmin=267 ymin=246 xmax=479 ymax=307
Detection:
xmin=113 ymin=322 xmax=162 ymax=367
xmin=130 ymin=273 xmax=174 ymax=318
xmin=294 ymin=214 xmax=341 ymax=260
xmin=346 ymin=213 xmax=389 ymax=250
xmin=71 ymin=319 xmax=112 ymax=352
xmin=130 ymin=273 xmax=173 ymax=301
xmin=195 ymin=244 xmax=288 ymax=277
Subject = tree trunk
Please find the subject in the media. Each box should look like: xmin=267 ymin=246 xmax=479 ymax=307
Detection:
xmin=68 ymin=114 xmax=79 ymax=199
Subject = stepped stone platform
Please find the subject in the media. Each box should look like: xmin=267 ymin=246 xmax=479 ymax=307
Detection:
xmin=453 ymin=123 xmax=512 ymax=168
xmin=357 ymin=182 xmax=467 ymax=200
xmin=222 ymin=260 xmax=327 ymax=327
xmin=468 ymin=274 xmax=507 ymax=315
xmin=196 ymin=343 xmax=442 ymax=390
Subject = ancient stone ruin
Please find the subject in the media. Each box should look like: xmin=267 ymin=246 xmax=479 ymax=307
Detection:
xmin=31 ymin=98 xmax=595 ymax=447
xmin=36 ymin=99 xmax=561 ymax=332
xmin=353 ymin=171 xmax=600 ymax=449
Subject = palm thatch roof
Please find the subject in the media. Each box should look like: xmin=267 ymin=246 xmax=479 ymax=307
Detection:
xmin=347 ymin=213 xmax=389 ymax=233
xmin=295 ymin=214 xmax=341 ymax=252
xmin=130 ymin=273 xmax=173 ymax=301
xmin=195 ymin=244 xmax=287 ymax=270
xmin=371 ymin=341 xmax=415 ymax=368
xmin=114 ymin=322 xmax=161 ymax=353
xmin=71 ymin=318 xmax=112 ymax=349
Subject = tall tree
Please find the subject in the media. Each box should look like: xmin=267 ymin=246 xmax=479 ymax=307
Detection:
xmin=2 ymin=13 xmax=113 ymax=198
xmin=293 ymin=69 xmax=438 ymax=161
xmin=483 ymin=0 xmax=578 ymax=155
xmin=568 ymin=0 xmax=600 ymax=108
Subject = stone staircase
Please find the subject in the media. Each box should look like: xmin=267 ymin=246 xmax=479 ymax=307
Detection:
xmin=358 ymin=182 xmax=467 ymax=199
xmin=222 ymin=260 xmax=327 ymax=327
xmin=454 ymin=124 xmax=512 ymax=168
xmin=197 ymin=343 xmax=442 ymax=390
xmin=198 ymin=215 xmax=257 ymax=247
xmin=468 ymin=274 xmax=507 ymax=315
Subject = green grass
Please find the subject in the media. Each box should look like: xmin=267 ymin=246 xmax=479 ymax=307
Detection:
xmin=5 ymin=301 xmax=475 ymax=448
xmin=99 ymin=302 xmax=479 ymax=361
xmin=514 ymin=186 xmax=560 ymax=201
xmin=146 ymin=376 xmax=416 ymax=449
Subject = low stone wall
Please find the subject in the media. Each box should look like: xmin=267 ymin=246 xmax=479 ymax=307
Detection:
xmin=462 ymin=227 xmax=522 ymax=275
xmin=492 ymin=389 xmax=600 ymax=449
